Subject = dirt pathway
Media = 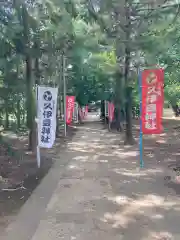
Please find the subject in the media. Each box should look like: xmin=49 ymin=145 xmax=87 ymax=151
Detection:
xmin=2 ymin=122 xmax=180 ymax=240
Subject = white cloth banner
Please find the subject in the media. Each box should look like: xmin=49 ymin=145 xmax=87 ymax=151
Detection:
xmin=37 ymin=86 xmax=58 ymax=148
xmin=105 ymin=101 xmax=108 ymax=117
xmin=73 ymin=102 xmax=79 ymax=123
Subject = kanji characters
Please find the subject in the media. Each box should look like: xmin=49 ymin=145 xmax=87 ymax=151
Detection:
xmin=41 ymin=90 xmax=53 ymax=144
xmin=41 ymin=134 xmax=50 ymax=143
xmin=146 ymin=104 xmax=156 ymax=112
xmin=41 ymin=127 xmax=51 ymax=135
xmin=146 ymin=94 xmax=157 ymax=103
xmin=147 ymin=86 xmax=161 ymax=96
xmin=43 ymin=110 xmax=52 ymax=118
xmin=42 ymin=118 xmax=51 ymax=127
xmin=44 ymin=102 xmax=53 ymax=110
xmin=142 ymin=69 xmax=164 ymax=134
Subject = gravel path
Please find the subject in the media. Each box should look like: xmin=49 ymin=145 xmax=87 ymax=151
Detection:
xmin=2 ymin=121 xmax=180 ymax=240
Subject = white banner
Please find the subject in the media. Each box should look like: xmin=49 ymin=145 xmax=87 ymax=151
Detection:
xmin=73 ymin=102 xmax=79 ymax=123
xmin=37 ymin=86 xmax=58 ymax=148
xmin=105 ymin=101 xmax=108 ymax=117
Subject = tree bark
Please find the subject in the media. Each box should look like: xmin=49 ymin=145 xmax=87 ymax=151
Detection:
xmin=124 ymin=48 xmax=135 ymax=144
xmin=113 ymin=69 xmax=124 ymax=132
xmin=56 ymin=54 xmax=63 ymax=136
xmin=172 ymin=104 xmax=179 ymax=117
xmin=22 ymin=4 xmax=36 ymax=151
xmin=124 ymin=87 xmax=135 ymax=144
xmin=114 ymin=105 xmax=122 ymax=132
xmin=34 ymin=42 xmax=40 ymax=86
xmin=124 ymin=1 xmax=135 ymax=145
xmin=16 ymin=99 xmax=21 ymax=129
xmin=59 ymin=54 xmax=63 ymax=119
xmin=26 ymin=55 xmax=35 ymax=150
xmin=5 ymin=100 xmax=9 ymax=129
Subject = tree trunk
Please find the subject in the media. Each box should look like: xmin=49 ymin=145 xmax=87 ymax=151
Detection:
xmin=59 ymin=96 xmax=63 ymax=119
xmin=56 ymin=54 xmax=63 ymax=136
xmin=59 ymin=54 xmax=63 ymax=119
xmin=22 ymin=111 xmax=26 ymax=125
xmin=124 ymin=87 xmax=135 ymax=144
xmin=16 ymin=99 xmax=21 ymax=129
xmin=115 ymin=106 xmax=122 ymax=132
xmin=56 ymin=102 xmax=59 ymax=137
xmin=26 ymin=55 xmax=35 ymax=150
xmin=172 ymin=104 xmax=179 ymax=117
xmin=5 ymin=100 xmax=9 ymax=129
xmin=124 ymin=1 xmax=135 ymax=145
xmin=114 ymin=70 xmax=124 ymax=132
xmin=78 ymin=109 xmax=82 ymax=124
xmin=124 ymin=52 xmax=135 ymax=144
xmin=22 ymin=4 xmax=36 ymax=151
xmin=124 ymin=47 xmax=134 ymax=144
xmin=100 ymin=100 xmax=106 ymax=122
xmin=34 ymin=53 xmax=40 ymax=85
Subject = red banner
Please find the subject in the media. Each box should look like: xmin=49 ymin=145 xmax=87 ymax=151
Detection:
xmin=66 ymin=96 xmax=75 ymax=125
xmin=108 ymin=102 xmax=115 ymax=122
xmin=141 ymin=69 xmax=164 ymax=134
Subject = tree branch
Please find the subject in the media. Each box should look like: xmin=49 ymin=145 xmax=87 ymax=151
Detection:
xmin=87 ymin=0 xmax=114 ymax=38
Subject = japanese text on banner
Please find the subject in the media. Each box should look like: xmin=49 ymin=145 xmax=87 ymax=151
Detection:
xmin=66 ymin=96 xmax=75 ymax=125
xmin=141 ymin=69 xmax=164 ymax=134
xmin=37 ymin=86 xmax=58 ymax=148
xmin=73 ymin=102 xmax=79 ymax=123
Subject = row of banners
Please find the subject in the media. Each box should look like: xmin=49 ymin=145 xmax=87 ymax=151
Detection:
xmin=36 ymin=68 xmax=164 ymax=148
xmin=66 ymin=96 xmax=88 ymax=124
xmin=37 ymin=87 xmax=88 ymax=148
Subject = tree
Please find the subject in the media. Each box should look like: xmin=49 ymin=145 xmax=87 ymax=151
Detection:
xmin=87 ymin=0 xmax=180 ymax=144
xmin=0 ymin=0 xmax=75 ymax=149
xmin=140 ymin=9 xmax=180 ymax=115
xmin=1 ymin=0 xmax=179 ymax=153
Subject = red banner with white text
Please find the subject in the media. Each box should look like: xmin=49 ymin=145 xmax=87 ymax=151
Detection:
xmin=66 ymin=96 xmax=75 ymax=125
xmin=141 ymin=69 xmax=164 ymax=134
xmin=108 ymin=102 xmax=115 ymax=122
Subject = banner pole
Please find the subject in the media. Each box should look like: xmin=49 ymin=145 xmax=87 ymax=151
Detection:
xmin=36 ymin=85 xmax=41 ymax=168
xmin=63 ymin=55 xmax=67 ymax=137
xmin=138 ymin=71 xmax=144 ymax=168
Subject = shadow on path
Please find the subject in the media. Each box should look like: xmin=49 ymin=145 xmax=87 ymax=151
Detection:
xmin=2 ymin=122 xmax=180 ymax=240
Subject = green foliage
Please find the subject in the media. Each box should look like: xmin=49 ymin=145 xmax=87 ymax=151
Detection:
xmin=0 ymin=0 xmax=180 ymax=147
xmin=142 ymin=16 xmax=180 ymax=106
